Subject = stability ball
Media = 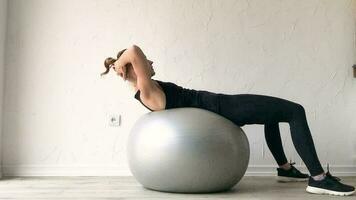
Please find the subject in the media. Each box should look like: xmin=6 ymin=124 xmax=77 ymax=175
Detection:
xmin=126 ymin=108 xmax=250 ymax=193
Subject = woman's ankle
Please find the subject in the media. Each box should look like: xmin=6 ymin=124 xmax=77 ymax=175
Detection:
xmin=279 ymin=162 xmax=291 ymax=170
xmin=312 ymin=172 xmax=326 ymax=181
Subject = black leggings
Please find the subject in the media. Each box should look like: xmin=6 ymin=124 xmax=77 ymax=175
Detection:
xmin=217 ymin=94 xmax=325 ymax=176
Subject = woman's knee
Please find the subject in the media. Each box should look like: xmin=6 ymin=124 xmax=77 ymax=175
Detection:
xmin=292 ymin=103 xmax=306 ymax=116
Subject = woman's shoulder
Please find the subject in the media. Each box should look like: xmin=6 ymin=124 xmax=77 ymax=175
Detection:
xmin=153 ymin=79 xmax=182 ymax=88
xmin=133 ymin=79 xmax=172 ymax=97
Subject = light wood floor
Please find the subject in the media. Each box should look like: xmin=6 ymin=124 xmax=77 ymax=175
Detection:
xmin=0 ymin=176 xmax=355 ymax=199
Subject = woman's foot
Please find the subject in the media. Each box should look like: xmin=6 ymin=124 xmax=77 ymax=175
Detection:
xmin=307 ymin=174 xmax=355 ymax=196
xmin=306 ymin=164 xmax=355 ymax=196
xmin=276 ymin=160 xmax=309 ymax=182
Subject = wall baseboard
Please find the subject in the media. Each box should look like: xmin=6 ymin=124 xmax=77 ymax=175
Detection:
xmin=2 ymin=164 xmax=356 ymax=177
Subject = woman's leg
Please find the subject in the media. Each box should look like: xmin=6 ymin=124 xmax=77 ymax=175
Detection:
xmin=264 ymin=123 xmax=289 ymax=167
xmin=218 ymin=94 xmax=325 ymax=176
xmin=287 ymin=104 xmax=324 ymax=176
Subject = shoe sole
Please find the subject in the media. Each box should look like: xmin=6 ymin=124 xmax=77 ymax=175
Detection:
xmin=306 ymin=186 xmax=355 ymax=196
xmin=276 ymin=176 xmax=309 ymax=182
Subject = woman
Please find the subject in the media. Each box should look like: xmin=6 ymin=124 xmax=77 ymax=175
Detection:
xmin=101 ymin=45 xmax=355 ymax=196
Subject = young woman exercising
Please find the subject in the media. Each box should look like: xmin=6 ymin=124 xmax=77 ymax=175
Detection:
xmin=101 ymin=45 xmax=355 ymax=196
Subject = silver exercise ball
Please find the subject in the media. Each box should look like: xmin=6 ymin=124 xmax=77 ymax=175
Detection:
xmin=127 ymin=108 xmax=250 ymax=193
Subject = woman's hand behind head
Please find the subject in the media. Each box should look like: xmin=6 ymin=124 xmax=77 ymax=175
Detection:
xmin=101 ymin=45 xmax=155 ymax=90
xmin=113 ymin=62 xmax=137 ymax=82
xmin=101 ymin=48 xmax=127 ymax=77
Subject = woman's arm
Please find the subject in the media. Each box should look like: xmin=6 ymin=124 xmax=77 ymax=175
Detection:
xmin=114 ymin=45 xmax=155 ymax=97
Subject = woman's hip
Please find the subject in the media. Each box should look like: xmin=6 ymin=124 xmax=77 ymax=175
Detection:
xmin=217 ymin=94 xmax=300 ymax=126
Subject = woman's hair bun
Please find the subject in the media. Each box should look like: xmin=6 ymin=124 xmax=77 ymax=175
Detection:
xmin=101 ymin=48 xmax=128 ymax=77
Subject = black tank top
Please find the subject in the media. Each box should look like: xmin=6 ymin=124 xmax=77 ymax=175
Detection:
xmin=134 ymin=79 xmax=221 ymax=113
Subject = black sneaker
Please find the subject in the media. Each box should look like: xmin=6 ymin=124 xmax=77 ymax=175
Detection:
xmin=276 ymin=160 xmax=310 ymax=182
xmin=306 ymin=163 xmax=355 ymax=196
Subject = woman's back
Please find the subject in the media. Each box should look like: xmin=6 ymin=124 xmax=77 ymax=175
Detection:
xmin=134 ymin=79 xmax=221 ymax=113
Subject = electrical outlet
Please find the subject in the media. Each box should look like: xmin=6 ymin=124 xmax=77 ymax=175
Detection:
xmin=109 ymin=114 xmax=121 ymax=127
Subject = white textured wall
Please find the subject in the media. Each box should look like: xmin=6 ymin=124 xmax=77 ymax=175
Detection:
xmin=2 ymin=0 xmax=356 ymax=176
xmin=0 ymin=0 xmax=8 ymax=178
